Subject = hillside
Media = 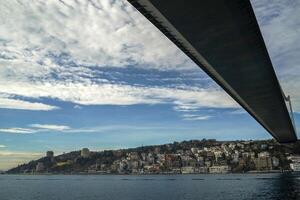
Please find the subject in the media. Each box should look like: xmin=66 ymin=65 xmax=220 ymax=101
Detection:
xmin=7 ymin=139 xmax=300 ymax=174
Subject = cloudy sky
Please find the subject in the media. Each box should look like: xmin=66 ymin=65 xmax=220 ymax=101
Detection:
xmin=0 ymin=0 xmax=299 ymax=170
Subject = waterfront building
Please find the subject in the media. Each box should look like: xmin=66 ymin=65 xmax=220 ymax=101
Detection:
xmin=131 ymin=169 xmax=139 ymax=174
xmin=205 ymin=160 xmax=212 ymax=167
xmin=209 ymin=165 xmax=230 ymax=174
xmin=287 ymin=155 xmax=300 ymax=163
xmin=288 ymin=155 xmax=300 ymax=171
xmin=195 ymin=167 xmax=208 ymax=174
xmin=143 ymin=164 xmax=160 ymax=173
xmin=290 ymin=163 xmax=300 ymax=171
xmin=181 ymin=166 xmax=195 ymax=174
xmin=171 ymin=168 xmax=181 ymax=174
xmin=238 ymin=159 xmax=246 ymax=168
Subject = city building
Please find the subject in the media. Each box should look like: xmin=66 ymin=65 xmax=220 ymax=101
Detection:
xmin=181 ymin=166 xmax=195 ymax=174
xmin=36 ymin=162 xmax=45 ymax=172
xmin=209 ymin=165 xmax=230 ymax=173
xmin=290 ymin=163 xmax=300 ymax=171
xmin=272 ymin=157 xmax=280 ymax=168
xmin=46 ymin=151 xmax=54 ymax=162
xmin=46 ymin=151 xmax=54 ymax=158
xmin=258 ymin=152 xmax=270 ymax=158
xmin=205 ymin=160 xmax=212 ymax=167
xmin=232 ymin=153 xmax=239 ymax=163
xmin=81 ymin=148 xmax=90 ymax=158
xmin=254 ymin=157 xmax=272 ymax=170
xmin=195 ymin=167 xmax=208 ymax=173
xmin=288 ymin=155 xmax=300 ymax=171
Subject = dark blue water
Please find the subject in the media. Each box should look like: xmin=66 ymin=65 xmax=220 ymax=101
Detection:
xmin=0 ymin=173 xmax=300 ymax=200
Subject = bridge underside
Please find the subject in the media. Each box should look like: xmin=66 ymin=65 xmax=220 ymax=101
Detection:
xmin=128 ymin=0 xmax=297 ymax=142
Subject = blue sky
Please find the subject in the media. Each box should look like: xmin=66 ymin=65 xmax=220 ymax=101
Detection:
xmin=0 ymin=0 xmax=299 ymax=170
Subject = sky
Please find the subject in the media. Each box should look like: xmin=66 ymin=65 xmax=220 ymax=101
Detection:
xmin=0 ymin=0 xmax=299 ymax=170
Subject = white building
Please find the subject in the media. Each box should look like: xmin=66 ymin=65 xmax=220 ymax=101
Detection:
xmin=181 ymin=166 xmax=195 ymax=174
xmin=290 ymin=163 xmax=300 ymax=172
xmin=209 ymin=165 xmax=230 ymax=174
xmin=191 ymin=148 xmax=199 ymax=154
xmin=272 ymin=157 xmax=280 ymax=167
xmin=195 ymin=167 xmax=208 ymax=174
xmin=205 ymin=160 xmax=212 ymax=167
xmin=288 ymin=155 xmax=300 ymax=171
xmin=258 ymin=152 xmax=270 ymax=158
xmin=287 ymin=155 xmax=300 ymax=163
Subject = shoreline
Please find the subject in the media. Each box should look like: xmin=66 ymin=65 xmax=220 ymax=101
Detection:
xmin=2 ymin=171 xmax=295 ymax=176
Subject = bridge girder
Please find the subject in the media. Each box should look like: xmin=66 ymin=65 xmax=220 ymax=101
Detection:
xmin=127 ymin=0 xmax=297 ymax=143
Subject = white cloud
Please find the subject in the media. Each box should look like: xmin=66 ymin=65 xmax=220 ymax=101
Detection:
xmin=0 ymin=124 xmax=93 ymax=134
xmin=173 ymin=102 xmax=206 ymax=112
xmin=229 ymin=109 xmax=247 ymax=115
xmin=0 ymin=94 xmax=59 ymax=111
xmin=0 ymin=81 xmax=238 ymax=110
xmin=0 ymin=0 xmax=239 ymax=113
xmin=0 ymin=128 xmax=36 ymax=134
xmin=182 ymin=114 xmax=212 ymax=121
xmin=74 ymin=105 xmax=82 ymax=109
xmin=0 ymin=145 xmax=6 ymax=148
xmin=251 ymin=0 xmax=300 ymax=112
xmin=1 ymin=123 xmax=209 ymax=135
xmin=0 ymin=0 xmax=192 ymax=78
xmin=0 ymin=0 xmax=298 ymax=116
xmin=30 ymin=124 xmax=71 ymax=131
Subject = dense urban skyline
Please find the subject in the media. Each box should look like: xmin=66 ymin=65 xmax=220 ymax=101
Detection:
xmin=0 ymin=0 xmax=300 ymax=170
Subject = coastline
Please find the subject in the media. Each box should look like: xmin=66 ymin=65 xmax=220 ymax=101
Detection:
xmin=2 ymin=170 xmax=294 ymax=176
